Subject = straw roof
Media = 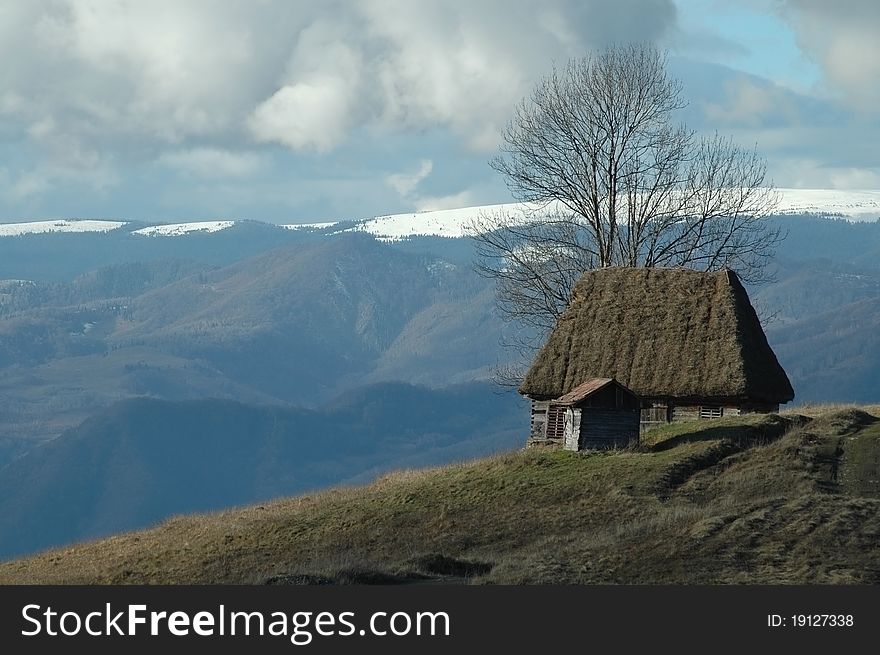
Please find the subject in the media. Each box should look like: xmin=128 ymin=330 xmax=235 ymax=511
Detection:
xmin=519 ymin=267 xmax=794 ymax=404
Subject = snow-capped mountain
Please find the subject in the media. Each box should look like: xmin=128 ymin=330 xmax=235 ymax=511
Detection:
xmin=2 ymin=188 xmax=878 ymax=241
xmin=281 ymin=221 xmax=340 ymax=231
xmin=350 ymin=189 xmax=880 ymax=241
xmin=0 ymin=219 xmax=128 ymax=236
xmin=774 ymin=188 xmax=880 ymax=220
xmin=348 ymin=202 xmax=528 ymax=241
xmin=131 ymin=221 xmax=236 ymax=237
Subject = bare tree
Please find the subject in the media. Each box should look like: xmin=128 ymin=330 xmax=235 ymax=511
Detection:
xmin=472 ymin=44 xmax=781 ymax=337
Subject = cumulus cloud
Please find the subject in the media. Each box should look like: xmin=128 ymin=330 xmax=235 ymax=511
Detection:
xmin=765 ymin=157 xmax=880 ymax=190
xmin=350 ymin=0 xmax=677 ymax=151
xmin=17 ymin=0 xmax=839 ymax=217
xmin=20 ymin=1 xmax=278 ymax=140
xmin=248 ymin=81 xmax=353 ymax=153
xmin=664 ymin=53 xmax=880 ymax=191
xmin=0 ymin=0 xmax=678 ymax=162
xmin=778 ymin=1 xmax=880 ymax=109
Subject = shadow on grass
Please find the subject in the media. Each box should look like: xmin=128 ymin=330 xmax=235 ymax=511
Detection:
xmin=649 ymin=414 xmax=809 ymax=453
xmin=264 ymin=553 xmax=493 ymax=585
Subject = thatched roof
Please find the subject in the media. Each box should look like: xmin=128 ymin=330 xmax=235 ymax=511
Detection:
xmin=519 ymin=267 xmax=794 ymax=404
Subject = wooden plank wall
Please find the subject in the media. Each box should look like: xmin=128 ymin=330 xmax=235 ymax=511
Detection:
xmin=530 ymin=401 xmax=550 ymax=439
xmin=563 ymin=408 xmax=581 ymax=451
xmin=580 ymin=408 xmax=640 ymax=449
xmin=672 ymin=406 xmax=701 ymax=422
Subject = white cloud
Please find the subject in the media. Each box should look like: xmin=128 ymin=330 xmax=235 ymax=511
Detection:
xmin=247 ymin=19 xmax=365 ymax=152
xmin=26 ymin=0 xmax=273 ymax=140
xmin=0 ymin=1 xmax=678 ymax=157
xmin=353 ymin=0 xmax=677 ymax=151
xmin=385 ymin=160 xmax=434 ymax=197
xmin=384 ymin=160 xmax=485 ymax=212
xmin=0 ymin=0 xmax=694 ymax=213
xmin=158 ymin=148 xmax=265 ymax=178
xmin=248 ymin=80 xmax=353 ymax=153
xmin=27 ymin=117 xmax=56 ymax=140
xmin=778 ymin=1 xmax=880 ymax=109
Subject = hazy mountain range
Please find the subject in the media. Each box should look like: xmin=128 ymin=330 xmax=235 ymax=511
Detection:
xmin=0 ymin=196 xmax=879 ymax=558
xmin=0 ymin=384 xmax=524 ymax=559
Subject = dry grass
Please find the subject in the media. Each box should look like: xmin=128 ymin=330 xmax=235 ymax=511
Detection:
xmin=783 ymin=403 xmax=880 ymax=418
xmin=519 ymin=267 xmax=793 ymax=404
xmin=2 ymin=409 xmax=880 ymax=585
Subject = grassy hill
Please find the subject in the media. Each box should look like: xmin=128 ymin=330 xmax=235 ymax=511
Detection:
xmin=2 ymin=406 xmax=879 ymax=584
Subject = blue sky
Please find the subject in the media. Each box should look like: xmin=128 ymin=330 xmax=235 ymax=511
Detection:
xmin=676 ymin=0 xmax=820 ymax=88
xmin=1 ymin=0 xmax=878 ymax=224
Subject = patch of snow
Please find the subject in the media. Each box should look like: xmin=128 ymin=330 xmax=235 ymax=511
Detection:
xmin=775 ymin=188 xmax=880 ymax=221
xmin=131 ymin=221 xmax=235 ymax=236
xmin=281 ymin=221 xmax=340 ymax=230
xmin=348 ymin=189 xmax=880 ymax=241
xmin=350 ymin=202 xmax=548 ymax=241
xmin=0 ymin=219 xmax=128 ymax=237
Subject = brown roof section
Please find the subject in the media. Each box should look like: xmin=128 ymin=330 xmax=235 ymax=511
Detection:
xmin=519 ymin=267 xmax=795 ymax=405
xmin=554 ymin=378 xmax=615 ymax=405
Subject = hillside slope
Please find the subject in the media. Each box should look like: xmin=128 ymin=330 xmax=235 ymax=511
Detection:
xmin=768 ymin=297 xmax=880 ymax=403
xmin=2 ymin=407 xmax=879 ymax=584
xmin=110 ymin=232 xmax=500 ymax=399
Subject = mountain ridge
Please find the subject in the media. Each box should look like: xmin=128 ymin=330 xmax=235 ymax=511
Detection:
xmin=3 ymin=187 xmax=879 ymax=244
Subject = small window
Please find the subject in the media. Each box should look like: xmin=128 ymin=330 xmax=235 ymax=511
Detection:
xmin=699 ymin=405 xmax=723 ymax=419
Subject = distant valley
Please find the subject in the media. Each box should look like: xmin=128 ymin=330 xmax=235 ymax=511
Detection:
xmin=0 ymin=383 xmax=524 ymax=560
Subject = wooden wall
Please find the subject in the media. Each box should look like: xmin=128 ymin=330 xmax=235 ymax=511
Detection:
xmin=562 ymin=408 xmax=581 ymax=451
xmin=640 ymin=405 xmax=670 ymax=432
xmin=529 ymin=400 xmax=550 ymax=440
xmin=640 ymin=400 xmax=779 ymax=433
xmin=578 ymin=408 xmax=640 ymax=450
xmin=576 ymin=384 xmax=640 ymax=410
xmin=672 ymin=405 xmax=743 ymax=422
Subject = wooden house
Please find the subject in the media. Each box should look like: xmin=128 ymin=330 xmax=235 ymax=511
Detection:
xmin=520 ymin=267 xmax=794 ymax=438
xmin=530 ymin=377 xmax=640 ymax=450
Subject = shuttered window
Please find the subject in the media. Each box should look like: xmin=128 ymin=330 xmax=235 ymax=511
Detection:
xmin=545 ymin=405 xmax=566 ymax=440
